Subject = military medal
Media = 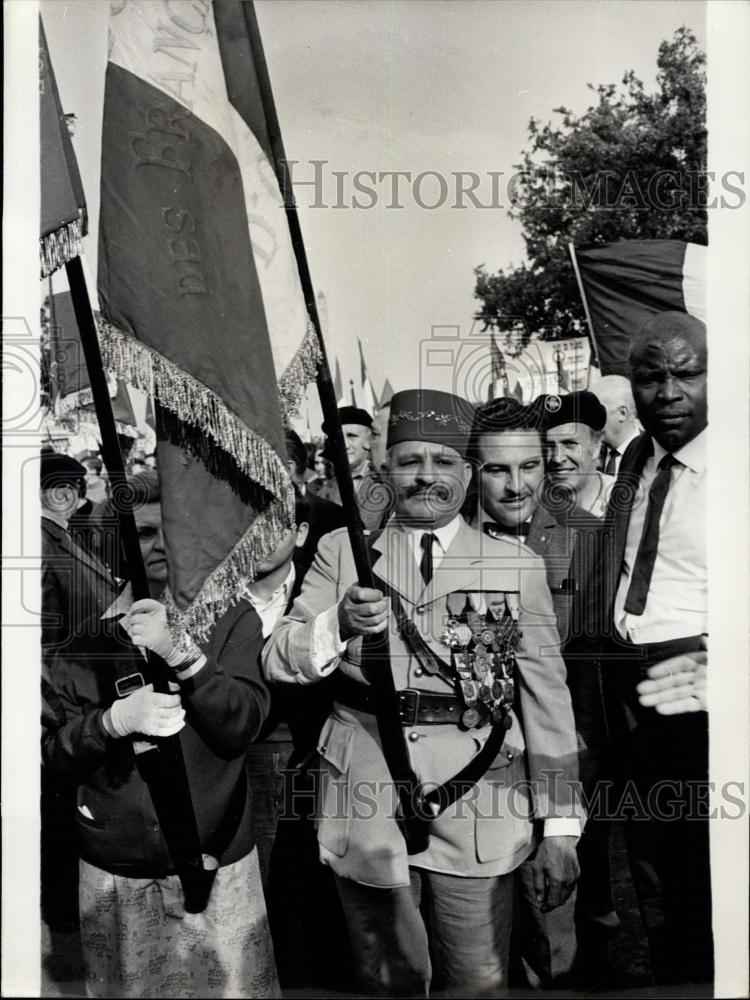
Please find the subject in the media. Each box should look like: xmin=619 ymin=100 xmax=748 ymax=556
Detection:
xmin=444 ymin=590 xmax=522 ymax=731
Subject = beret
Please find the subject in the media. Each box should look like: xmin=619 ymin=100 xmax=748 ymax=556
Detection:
xmin=322 ymin=406 xmax=372 ymax=435
xmin=387 ymin=388 xmax=475 ymax=457
xmin=537 ymin=390 xmax=606 ymax=432
xmin=39 ymin=451 xmax=86 ymax=490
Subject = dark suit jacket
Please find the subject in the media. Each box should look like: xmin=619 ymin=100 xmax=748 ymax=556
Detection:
xmin=41 ymin=517 xmax=118 ymax=660
xmin=296 ymin=490 xmax=347 ymax=580
xmin=525 ymin=501 xmax=603 ymax=647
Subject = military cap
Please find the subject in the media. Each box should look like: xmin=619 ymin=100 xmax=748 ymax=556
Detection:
xmin=40 ymin=451 xmax=87 ymax=490
xmin=387 ymin=388 xmax=475 ymax=457
xmin=538 ymin=390 xmax=606 ymax=432
xmin=322 ymin=406 xmax=373 ymax=435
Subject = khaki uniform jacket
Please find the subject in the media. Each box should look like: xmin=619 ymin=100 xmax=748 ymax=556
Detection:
xmin=263 ymin=518 xmax=580 ymax=887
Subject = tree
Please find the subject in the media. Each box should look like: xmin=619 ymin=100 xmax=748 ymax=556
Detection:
xmin=475 ymin=27 xmax=707 ymax=345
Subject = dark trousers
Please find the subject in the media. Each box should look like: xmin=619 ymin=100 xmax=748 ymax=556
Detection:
xmin=603 ymin=635 xmax=713 ymax=985
xmin=246 ymin=743 xmax=352 ymax=990
xmin=335 ymin=866 xmax=515 ymax=997
xmin=41 ymin=768 xmax=79 ymax=931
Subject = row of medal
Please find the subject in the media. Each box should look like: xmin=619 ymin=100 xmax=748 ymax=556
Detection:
xmin=439 ymin=592 xmax=521 ymax=730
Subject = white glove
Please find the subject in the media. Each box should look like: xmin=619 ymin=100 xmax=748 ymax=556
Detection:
xmin=106 ymin=683 xmax=185 ymax=738
xmin=126 ymin=599 xmax=203 ymax=669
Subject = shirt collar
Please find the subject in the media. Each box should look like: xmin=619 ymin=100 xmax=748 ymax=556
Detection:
xmin=652 ymin=427 xmax=706 ymax=474
xmin=41 ymin=510 xmax=69 ymax=531
xmin=244 ymin=562 xmax=296 ymax=609
xmin=398 ymin=514 xmax=462 ymax=552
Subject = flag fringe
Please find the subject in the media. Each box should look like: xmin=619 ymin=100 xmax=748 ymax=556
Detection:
xmin=98 ymin=318 xmax=292 ymax=505
xmin=40 ymin=213 xmax=85 ymax=279
xmin=277 ymin=318 xmax=322 ymax=420
xmin=164 ymin=496 xmax=292 ymax=640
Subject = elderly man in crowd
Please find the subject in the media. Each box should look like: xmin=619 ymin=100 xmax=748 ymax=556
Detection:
xmin=263 ymin=388 xmax=582 ymax=997
xmin=468 ymin=397 xmax=614 ymax=987
xmin=595 ymin=311 xmax=711 ymax=985
xmin=542 ymin=390 xmax=614 ymax=517
xmin=318 ymin=405 xmax=392 ymax=529
xmin=590 ymin=375 xmax=642 ymax=477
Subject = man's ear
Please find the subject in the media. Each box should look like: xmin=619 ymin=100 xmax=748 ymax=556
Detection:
xmin=462 ymin=461 xmax=472 ymax=489
xmin=285 ymin=459 xmax=297 ymax=479
xmin=295 ymin=521 xmax=310 ymax=548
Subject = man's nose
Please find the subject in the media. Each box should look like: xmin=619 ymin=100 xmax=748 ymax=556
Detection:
xmin=548 ymin=443 xmax=564 ymax=464
xmin=658 ymin=375 xmax=682 ymax=401
xmin=507 ymin=469 xmax=522 ymax=494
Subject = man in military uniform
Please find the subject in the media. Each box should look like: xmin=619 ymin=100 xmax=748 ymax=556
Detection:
xmin=263 ymin=389 xmax=582 ymax=996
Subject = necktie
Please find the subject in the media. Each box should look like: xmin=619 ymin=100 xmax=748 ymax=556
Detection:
xmin=419 ymin=532 xmax=437 ymax=584
xmin=483 ymin=521 xmax=530 ymax=539
xmin=604 ymin=448 xmax=619 ymax=477
xmin=597 ymin=441 xmax=609 ymax=472
xmin=623 ymin=453 xmax=677 ymax=615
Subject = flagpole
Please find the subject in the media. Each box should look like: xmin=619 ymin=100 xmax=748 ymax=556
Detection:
xmin=64 ymin=256 xmax=217 ymax=912
xmin=244 ymin=1 xmax=431 ymax=854
xmin=568 ymin=242 xmax=602 ymax=371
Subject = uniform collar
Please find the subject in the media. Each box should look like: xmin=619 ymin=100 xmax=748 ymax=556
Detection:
xmin=399 ymin=514 xmax=462 ymax=551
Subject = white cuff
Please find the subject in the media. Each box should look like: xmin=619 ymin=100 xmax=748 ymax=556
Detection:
xmin=309 ymin=603 xmax=347 ymax=677
xmin=543 ymin=818 xmax=581 ymax=839
xmin=175 ymin=654 xmax=207 ymax=682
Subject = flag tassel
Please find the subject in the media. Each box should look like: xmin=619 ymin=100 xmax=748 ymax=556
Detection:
xmin=277 ymin=318 xmax=322 ymax=418
xmin=98 ymin=318 xmax=294 ymax=512
xmin=40 ymin=211 xmax=85 ymax=279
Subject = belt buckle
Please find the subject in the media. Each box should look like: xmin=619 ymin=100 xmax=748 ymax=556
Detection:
xmin=398 ymin=688 xmax=420 ymax=726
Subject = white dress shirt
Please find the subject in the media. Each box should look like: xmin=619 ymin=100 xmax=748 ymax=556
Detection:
xmin=606 ymin=428 xmax=641 ymax=477
xmin=614 ymin=430 xmax=707 ymax=643
xmin=244 ymin=563 xmax=296 ymax=638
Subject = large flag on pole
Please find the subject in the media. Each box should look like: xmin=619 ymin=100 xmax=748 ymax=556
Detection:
xmin=570 ymin=240 xmax=706 ymax=377
xmin=39 ymin=19 xmax=87 ymax=278
xmin=98 ymin=0 xmax=320 ymax=635
xmin=358 ymin=338 xmax=379 ymax=414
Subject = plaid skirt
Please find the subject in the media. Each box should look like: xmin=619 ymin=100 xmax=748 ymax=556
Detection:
xmin=79 ymin=848 xmax=280 ymax=998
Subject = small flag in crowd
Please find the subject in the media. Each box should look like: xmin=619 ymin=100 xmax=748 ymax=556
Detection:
xmin=489 ymin=334 xmax=511 ymax=401
xmin=358 ymin=338 xmax=379 ymax=414
xmin=380 ymin=378 xmax=395 ymax=407
xmin=350 ymin=380 xmax=357 ymax=406
xmin=571 ymin=240 xmax=706 ymax=377
xmin=97 ymin=0 xmax=321 ymax=636
xmin=555 ymin=347 xmax=570 ymax=393
xmin=47 ymin=290 xmax=137 ymax=438
xmin=333 ymin=358 xmax=344 ymax=406
xmin=39 ymin=19 xmax=87 ymax=278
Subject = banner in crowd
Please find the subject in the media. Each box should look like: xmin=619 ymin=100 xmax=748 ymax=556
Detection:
xmin=571 ymin=239 xmax=706 ymax=376
xmin=358 ymin=339 xmax=379 ymax=413
xmin=48 ymin=290 xmax=137 ymax=438
xmin=501 ymin=337 xmax=591 ymax=402
xmin=98 ymin=0 xmax=320 ymax=635
xmin=39 ymin=18 xmax=87 ymax=277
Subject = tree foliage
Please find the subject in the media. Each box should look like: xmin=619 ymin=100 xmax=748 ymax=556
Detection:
xmin=475 ymin=27 xmax=707 ymax=345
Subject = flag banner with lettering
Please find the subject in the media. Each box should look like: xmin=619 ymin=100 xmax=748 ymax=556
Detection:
xmin=98 ymin=0 xmax=321 ymax=635
xmin=48 ymin=291 xmax=137 ymax=438
xmin=495 ymin=337 xmax=591 ymax=403
xmin=40 ymin=19 xmax=88 ymax=278
xmin=572 ymin=240 xmax=706 ymax=376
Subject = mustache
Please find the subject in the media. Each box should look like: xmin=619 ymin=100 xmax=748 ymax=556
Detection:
xmin=405 ymin=482 xmax=454 ymax=500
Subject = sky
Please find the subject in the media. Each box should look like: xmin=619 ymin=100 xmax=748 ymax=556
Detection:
xmin=42 ymin=0 xmax=706 ymax=423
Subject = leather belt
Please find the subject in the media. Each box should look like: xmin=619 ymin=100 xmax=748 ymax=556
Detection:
xmin=335 ymin=674 xmax=463 ymax=727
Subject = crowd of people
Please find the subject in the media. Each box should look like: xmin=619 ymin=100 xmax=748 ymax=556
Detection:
xmin=41 ymin=310 xmax=710 ymax=997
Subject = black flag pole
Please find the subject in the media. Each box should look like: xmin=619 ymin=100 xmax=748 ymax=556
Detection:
xmin=241 ymin=1 xmax=431 ymax=853
xmin=64 ymin=256 xmax=218 ymax=911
